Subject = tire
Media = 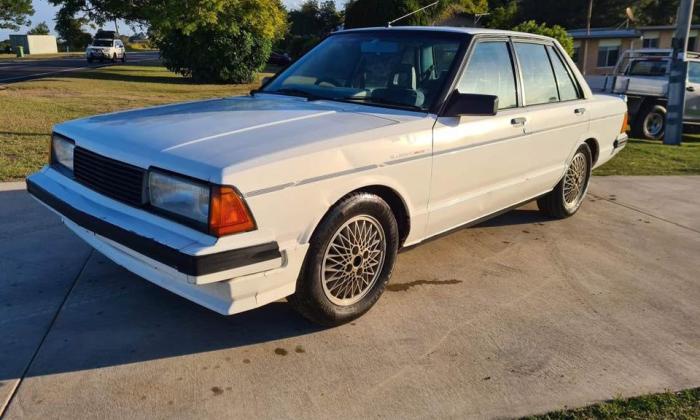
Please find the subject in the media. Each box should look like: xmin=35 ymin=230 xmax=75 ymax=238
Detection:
xmin=112 ymin=53 xmax=117 ymax=63
xmin=121 ymin=53 xmax=126 ymax=63
xmin=537 ymin=143 xmax=592 ymax=219
xmin=288 ymin=192 xmax=399 ymax=326
xmin=87 ymin=57 xmax=93 ymax=64
xmin=633 ymin=104 xmax=666 ymax=140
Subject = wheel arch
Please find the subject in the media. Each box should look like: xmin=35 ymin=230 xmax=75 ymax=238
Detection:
xmin=301 ymin=182 xmax=413 ymax=248
xmin=583 ymin=138 xmax=600 ymax=166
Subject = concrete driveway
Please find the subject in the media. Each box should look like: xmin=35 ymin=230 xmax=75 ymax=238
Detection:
xmin=1 ymin=176 xmax=698 ymax=419
xmin=0 ymin=52 xmax=160 ymax=84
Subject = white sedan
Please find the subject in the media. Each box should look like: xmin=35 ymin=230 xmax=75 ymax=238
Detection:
xmin=27 ymin=27 xmax=628 ymax=326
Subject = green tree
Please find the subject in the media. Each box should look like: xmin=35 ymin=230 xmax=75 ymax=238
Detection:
xmin=49 ymin=0 xmax=287 ymax=83
xmin=28 ymin=21 xmax=51 ymax=35
xmin=485 ymin=0 xmax=518 ymax=29
xmin=345 ymin=0 xmax=487 ymax=29
xmin=55 ymin=10 xmax=91 ymax=51
xmin=1 ymin=0 xmax=34 ymax=30
xmin=512 ymin=20 xmax=574 ymax=55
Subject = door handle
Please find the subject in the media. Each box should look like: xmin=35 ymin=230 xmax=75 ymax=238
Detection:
xmin=511 ymin=117 xmax=527 ymax=127
xmin=687 ymin=86 xmax=696 ymax=92
xmin=574 ymin=108 xmax=587 ymax=115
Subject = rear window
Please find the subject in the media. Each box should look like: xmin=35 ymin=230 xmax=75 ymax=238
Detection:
xmin=627 ymin=60 xmax=668 ymax=76
xmin=514 ymin=43 xmax=559 ymax=106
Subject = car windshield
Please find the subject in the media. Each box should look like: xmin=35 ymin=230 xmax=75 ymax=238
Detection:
xmin=92 ymin=40 xmax=112 ymax=47
xmin=262 ymin=32 xmax=463 ymax=111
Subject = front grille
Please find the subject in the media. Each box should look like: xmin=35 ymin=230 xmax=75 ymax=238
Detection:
xmin=73 ymin=147 xmax=146 ymax=206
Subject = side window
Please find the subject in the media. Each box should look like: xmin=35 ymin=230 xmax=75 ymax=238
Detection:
xmin=458 ymin=41 xmax=517 ymax=109
xmin=546 ymin=46 xmax=580 ymax=101
xmin=514 ymin=43 xmax=559 ymax=105
xmin=689 ymin=62 xmax=700 ymax=84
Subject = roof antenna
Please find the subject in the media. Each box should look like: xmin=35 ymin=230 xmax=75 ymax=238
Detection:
xmin=387 ymin=1 xmax=440 ymax=27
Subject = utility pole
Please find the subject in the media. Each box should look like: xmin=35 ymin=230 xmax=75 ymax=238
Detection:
xmin=581 ymin=0 xmax=594 ymax=75
xmin=665 ymin=0 xmax=695 ymax=145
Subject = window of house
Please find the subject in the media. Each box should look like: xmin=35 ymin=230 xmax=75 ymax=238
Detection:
xmin=572 ymin=41 xmax=581 ymax=63
xmin=597 ymin=40 xmax=620 ymax=68
xmin=458 ymin=41 xmax=518 ymax=109
xmin=642 ymin=32 xmax=659 ymax=48
xmin=514 ymin=42 xmax=560 ymax=105
xmin=689 ymin=31 xmax=698 ymax=51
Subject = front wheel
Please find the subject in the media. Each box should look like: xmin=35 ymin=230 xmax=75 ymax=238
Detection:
xmin=537 ymin=143 xmax=592 ymax=219
xmin=288 ymin=193 xmax=399 ymax=326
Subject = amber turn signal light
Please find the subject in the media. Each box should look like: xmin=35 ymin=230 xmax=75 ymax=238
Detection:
xmin=209 ymin=186 xmax=256 ymax=237
xmin=621 ymin=112 xmax=629 ymax=133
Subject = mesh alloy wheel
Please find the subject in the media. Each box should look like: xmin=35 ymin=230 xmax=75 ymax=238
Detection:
xmin=321 ymin=215 xmax=386 ymax=306
xmin=562 ymin=152 xmax=589 ymax=211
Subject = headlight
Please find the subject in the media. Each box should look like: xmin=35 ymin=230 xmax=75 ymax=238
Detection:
xmin=148 ymin=170 xmax=210 ymax=224
xmin=51 ymin=133 xmax=75 ymax=171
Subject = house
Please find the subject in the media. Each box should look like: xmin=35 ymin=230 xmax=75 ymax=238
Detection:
xmin=9 ymin=34 xmax=58 ymax=55
xmin=568 ymin=25 xmax=700 ymax=76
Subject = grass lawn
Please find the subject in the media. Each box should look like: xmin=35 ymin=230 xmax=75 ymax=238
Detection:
xmin=526 ymin=387 xmax=700 ymax=419
xmin=594 ymin=138 xmax=700 ymax=176
xmin=1 ymin=60 xmax=700 ymax=181
xmin=0 ymin=62 xmax=272 ymax=181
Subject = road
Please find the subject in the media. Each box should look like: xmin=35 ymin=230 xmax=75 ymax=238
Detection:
xmin=1 ymin=176 xmax=699 ymax=419
xmin=0 ymin=51 xmax=160 ymax=84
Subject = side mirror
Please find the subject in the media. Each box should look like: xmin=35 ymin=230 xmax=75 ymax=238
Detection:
xmin=442 ymin=92 xmax=498 ymax=117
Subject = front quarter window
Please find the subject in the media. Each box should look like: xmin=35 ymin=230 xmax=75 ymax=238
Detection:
xmin=263 ymin=32 xmax=463 ymax=111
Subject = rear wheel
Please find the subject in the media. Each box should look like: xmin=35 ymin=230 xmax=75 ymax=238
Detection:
xmin=288 ymin=193 xmax=399 ymax=326
xmin=112 ymin=53 xmax=117 ymax=63
xmin=537 ymin=143 xmax=592 ymax=219
xmin=633 ymin=104 xmax=666 ymax=140
xmin=121 ymin=52 xmax=126 ymax=63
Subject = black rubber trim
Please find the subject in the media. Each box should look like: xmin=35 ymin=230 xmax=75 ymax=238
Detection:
xmin=26 ymin=178 xmax=282 ymax=276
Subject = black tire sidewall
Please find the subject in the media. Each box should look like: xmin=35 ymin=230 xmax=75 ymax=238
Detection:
xmin=297 ymin=194 xmax=399 ymax=325
xmin=641 ymin=105 xmax=666 ymax=140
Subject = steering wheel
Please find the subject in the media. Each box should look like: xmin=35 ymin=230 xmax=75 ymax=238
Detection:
xmin=315 ymin=77 xmax=341 ymax=87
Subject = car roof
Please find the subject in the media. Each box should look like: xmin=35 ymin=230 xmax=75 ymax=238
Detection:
xmin=338 ymin=26 xmax=555 ymax=42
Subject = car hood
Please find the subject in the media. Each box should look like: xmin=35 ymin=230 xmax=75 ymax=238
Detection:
xmin=55 ymin=94 xmax=415 ymax=182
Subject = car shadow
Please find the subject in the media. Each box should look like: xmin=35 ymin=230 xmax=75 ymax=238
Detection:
xmin=1 ymin=187 xmax=549 ymax=381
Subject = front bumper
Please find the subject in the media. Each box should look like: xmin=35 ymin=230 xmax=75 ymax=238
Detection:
xmin=26 ymin=168 xmax=307 ymax=315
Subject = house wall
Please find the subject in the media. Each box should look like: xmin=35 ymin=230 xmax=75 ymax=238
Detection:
xmin=8 ymin=35 xmax=57 ymax=55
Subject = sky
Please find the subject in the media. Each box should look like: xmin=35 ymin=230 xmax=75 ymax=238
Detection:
xmin=1 ymin=0 xmax=348 ymax=40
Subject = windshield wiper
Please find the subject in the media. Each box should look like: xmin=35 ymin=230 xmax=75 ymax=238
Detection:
xmin=263 ymin=88 xmax=329 ymax=101
xmin=339 ymin=96 xmax=424 ymax=112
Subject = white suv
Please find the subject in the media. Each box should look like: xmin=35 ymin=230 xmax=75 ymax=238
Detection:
xmin=86 ymin=38 xmax=126 ymax=63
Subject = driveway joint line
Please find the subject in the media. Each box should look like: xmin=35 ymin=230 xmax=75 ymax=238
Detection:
xmin=0 ymin=249 xmax=94 ymax=418
xmin=590 ymin=193 xmax=700 ymax=234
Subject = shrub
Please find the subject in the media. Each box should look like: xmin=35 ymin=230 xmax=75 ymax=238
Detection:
xmin=155 ymin=27 xmax=272 ymax=83
xmin=512 ymin=20 xmax=574 ymax=56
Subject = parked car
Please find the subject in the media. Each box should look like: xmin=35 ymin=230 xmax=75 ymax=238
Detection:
xmin=86 ymin=38 xmax=126 ymax=63
xmin=27 ymin=27 xmax=627 ymax=326
xmin=599 ymin=48 xmax=700 ymax=139
xmin=268 ymin=51 xmax=292 ymax=66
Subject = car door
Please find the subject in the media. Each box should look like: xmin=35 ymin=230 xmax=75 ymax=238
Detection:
xmin=684 ymin=60 xmax=700 ymax=123
xmin=510 ymin=41 xmax=590 ymax=196
xmin=428 ymin=39 xmax=531 ymax=236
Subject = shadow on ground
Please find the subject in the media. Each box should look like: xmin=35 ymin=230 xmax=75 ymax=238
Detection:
xmin=1 ymin=187 xmax=554 ymax=381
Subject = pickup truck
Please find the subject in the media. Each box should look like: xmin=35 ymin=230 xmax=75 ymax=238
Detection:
xmin=27 ymin=27 xmax=627 ymax=326
xmin=600 ymin=49 xmax=700 ymax=139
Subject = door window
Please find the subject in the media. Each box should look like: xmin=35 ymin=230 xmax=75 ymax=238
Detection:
xmin=457 ymin=41 xmax=517 ymax=109
xmin=514 ymin=43 xmax=559 ymax=105
xmin=689 ymin=62 xmax=700 ymax=84
xmin=546 ymin=46 xmax=580 ymax=101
